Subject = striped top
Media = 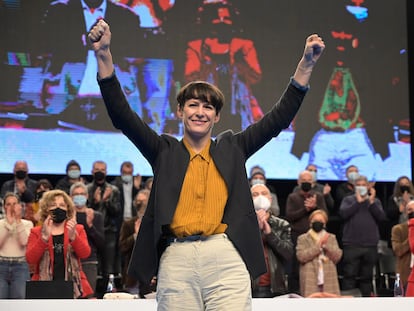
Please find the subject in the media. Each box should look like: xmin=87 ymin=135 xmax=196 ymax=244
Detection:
xmin=170 ymin=139 xmax=228 ymax=237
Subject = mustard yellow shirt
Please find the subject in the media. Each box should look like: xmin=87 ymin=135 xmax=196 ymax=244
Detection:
xmin=170 ymin=139 xmax=228 ymax=237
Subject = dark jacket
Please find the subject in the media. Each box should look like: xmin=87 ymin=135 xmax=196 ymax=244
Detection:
xmin=252 ymin=216 xmax=293 ymax=295
xmin=98 ymin=74 xmax=307 ymax=284
xmin=339 ymin=194 xmax=386 ymax=247
xmin=111 ymin=177 xmax=140 ymax=230
xmin=39 ymin=0 xmax=143 ymax=74
xmin=86 ymin=181 xmax=121 ymax=233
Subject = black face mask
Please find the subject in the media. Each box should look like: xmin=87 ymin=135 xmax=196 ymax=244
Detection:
xmin=408 ymin=212 xmax=414 ymax=220
xmin=15 ymin=170 xmax=27 ymax=180
xmin=311 ymin=221 xmax=325 ymax=233
xmin=301 ymin=182 xmax=312 ymax=192
xmin=51 ymin=208 xmax=67 ymax=223
xmin=400 ymin=185 xmax=410 ymax=193
xmin=94 ymin=171 xmax=106 ymax=182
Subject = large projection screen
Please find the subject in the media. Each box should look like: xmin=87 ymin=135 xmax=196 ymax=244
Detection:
xmin=0 ymin=0 xmax=410 ymax=181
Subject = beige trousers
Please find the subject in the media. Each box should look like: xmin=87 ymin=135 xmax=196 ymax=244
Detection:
xmin=156 ymin=233 xmax=252 ymax=311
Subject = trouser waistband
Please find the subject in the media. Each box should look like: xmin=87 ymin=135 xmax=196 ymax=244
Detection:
xmin=0 ymin=256 xmax=26 ymax=263
xmin=167 ymin=233 xmax=227 ymax=244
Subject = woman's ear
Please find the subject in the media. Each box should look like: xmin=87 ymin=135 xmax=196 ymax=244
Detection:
xmin=176 ymin=104 xmax=183 ymax=119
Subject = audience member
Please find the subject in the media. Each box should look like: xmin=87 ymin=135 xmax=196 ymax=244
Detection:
xmin=339 ymin=175 xmax=386 ymax=296
xmin=385 ymin=176 xmax=414 ymax=245
xmin=249 ymin=165 xmax=280 ymax=216
xmin=119 ymin=189 xmax=154 ymax=296
xmin=26 ymin=189 xmax=93 ymax=298
xmin=285 ymin=170 xmax=328 ymax=293
xmin=391 ymin=200 xmax=414 ymax=292
xmin=86 ymin=161 xmax=121 ymax=278
xmin=293 ymin=164 xmax=334 ymax=211
xmin=111 ymin=161 xmax=141 ymax=221
xmin=335 ymin=165 xmax=359 ymax=207
xmin=55 ymin=160 xmax=84 ymax=194
xmin=250 ymin=184 xmax=293 ymax=298
xmin=25 ymin=179 xmax=54 ymax=227
xmin=296 ymin=210 xmax=342 ymax=297
xmin=0 ymin=161 xmax=37 ymax=205
xmin=70 ymin=182 xmax=105 ymax=297
xmin=295 ymin=164 xmax=342 ymax=251
xmin=0 ymin=193 xmax=33 ymax=299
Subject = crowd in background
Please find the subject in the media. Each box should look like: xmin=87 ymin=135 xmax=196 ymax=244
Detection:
xmin=0 ymin=159 xmax=413 ymax=299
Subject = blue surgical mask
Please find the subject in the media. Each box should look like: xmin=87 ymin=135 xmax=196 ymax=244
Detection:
xmin=73 ymin=195 xmax=87 ymax=207
xmin=347 ymin=171 xmax=359 ymax=183
xmin=68 ymin=169 xmax=81 ymax=179
xmin=309 ymin=171 xmax=317 ymax=182
xmin=355 ymin=186 xmax=368 ymax=197
xmin=121 ymin=175 xmax=133 ymax=183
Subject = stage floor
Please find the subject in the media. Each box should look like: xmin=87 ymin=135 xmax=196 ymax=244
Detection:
xmin=1 ymin=297 xmax=414 ymax=311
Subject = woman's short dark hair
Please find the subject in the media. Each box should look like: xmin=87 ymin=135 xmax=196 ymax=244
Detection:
xmin=176 ymin=80 xmax=224 ymax=113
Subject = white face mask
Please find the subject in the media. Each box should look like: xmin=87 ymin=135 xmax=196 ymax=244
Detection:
xmin=348 ymin=171 xmax=359 ymax=183
xmin=253 ymin=195 xmax=271 ymax=211
xmin=355 ymin=186 xmax=368 ymax=197
xmin=251 ymin=178 xmax=265 ymax=186
xmin=121 ymin=175 xmax=133 ymax=183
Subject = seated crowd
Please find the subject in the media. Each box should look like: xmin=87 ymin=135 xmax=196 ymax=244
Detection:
xmin=0 ymin=160 xmax=413 ymax=299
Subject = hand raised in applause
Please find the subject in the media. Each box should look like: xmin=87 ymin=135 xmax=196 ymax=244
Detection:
xmin=41 ymin=215 xmax=53 ymax=242
xmin=304 ymin=194 xmax=317 ymax=211
xmin=66 ymin=215 xmax=77 ymax=242
xmin=85 ymin=208 xmax=95 ymax=228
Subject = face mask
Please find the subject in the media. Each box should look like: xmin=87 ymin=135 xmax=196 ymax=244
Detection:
xmin=251 ymin=178 xmax=265 ymax=186
xmin=73 ymin=195 xmax=87 ymax=207
xmin=68 ymin=169 xmax=81 ymax=179
xmin=121 ymin=175 xmax=133 ymax=183
xmin=94 ymin=171 xmax=106 ymax=182
xmin=15 ymin=170 xmax=27 ymax=179
xmin=309 ymin=171 xmax=317 ymax=182
xmin=301 ymin=182 xmax=312 ymax=192
xmin=407 ymin=212 xmax=414 ymax=219
xmin=347 ymin=171 xmax=359 ymax=183
xmin=311 ymin=221 xmax=325 ymax=233
xmin=355 ymin=186 xmax=368 ymax=197
xmin=400 ymin=185 xmax=410 ymax=193
xmin=253 ymin=195 xmax=271 ymax=211
xmin=51 ymin=208 xmax=67 ymax=223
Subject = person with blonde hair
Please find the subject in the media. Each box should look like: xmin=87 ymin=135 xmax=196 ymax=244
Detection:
xmin=26 ymin=189 xmax=93 ymax=298
xmin=296 ymin=209 xmax=342 ymax=297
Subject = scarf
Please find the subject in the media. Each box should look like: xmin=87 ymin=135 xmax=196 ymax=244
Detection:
xmin=38 ymin=244 xmax=83 ymax=298
xmin=309 ymin=229 xmax=328 ymax=286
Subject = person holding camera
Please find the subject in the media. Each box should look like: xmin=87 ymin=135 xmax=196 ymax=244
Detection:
xmin=339 ymin=175 xmax=386 ymax=296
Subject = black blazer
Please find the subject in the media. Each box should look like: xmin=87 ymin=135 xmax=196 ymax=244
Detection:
xmin=39 ymin=1 xmax=143 ymax=73
xmin=99 ymin=74 xmax=307 ymax=284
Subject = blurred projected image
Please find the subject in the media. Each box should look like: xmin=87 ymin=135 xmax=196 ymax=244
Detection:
xmin=0 ymin=0 xmax=410 ymax=180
